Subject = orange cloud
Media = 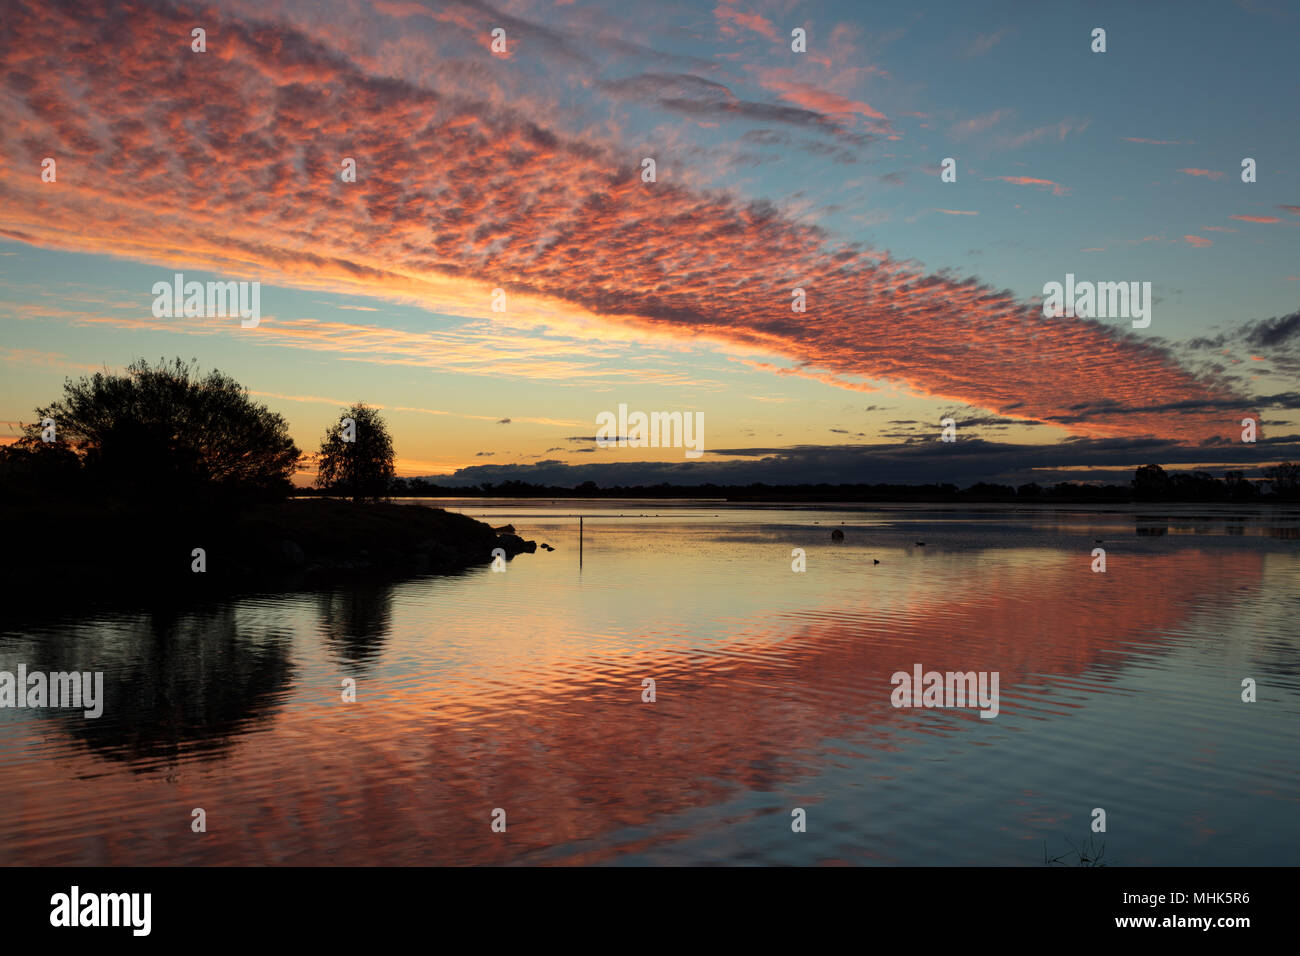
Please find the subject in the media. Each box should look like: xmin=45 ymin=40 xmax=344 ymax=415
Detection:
xmin=991 ymin=176 xmax=1069 ymax=196
xmin=1229 ymin=214 xmax=1281 ymax=223
xmin=1178 ymin=168 xmax=1224 ymax=180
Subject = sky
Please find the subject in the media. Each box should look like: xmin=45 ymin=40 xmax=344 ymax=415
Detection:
xmin=1 ymin=0 xmax=1298 ymax=487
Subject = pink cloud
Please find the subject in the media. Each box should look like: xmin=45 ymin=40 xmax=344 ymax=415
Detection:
xmin=1178 ymin=168 xmax=1224 ymax=180
xmin=951 ymin=109 xmax=1011 ymax=138
xmin=714 ymin=3 xmax=779 ymax=41
xmin=751 ymin=71 xmax=888 ymax=123
xmin=991 ymin=176 xmax=1069 ymax=196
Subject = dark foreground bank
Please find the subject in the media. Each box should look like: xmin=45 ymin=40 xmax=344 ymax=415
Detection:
xmin=1 ymin=497 xmax=536 ymax=597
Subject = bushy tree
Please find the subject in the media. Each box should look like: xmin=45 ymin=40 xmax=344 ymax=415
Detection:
xmin=1264 ymin=461 xmax=1299 ymax=497
xmin=315 ymin=403 xmax=396 ymax=502
xmin=1132 ymin=463 xmax=1171 ymax=499
xmin=14 ymin=358 xmax=300 ymax=499
xmin=1223 ymin=470 xmax=1259 ymax=500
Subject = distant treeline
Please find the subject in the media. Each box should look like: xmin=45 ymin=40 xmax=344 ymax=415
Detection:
xmin=297 ymin=463 xmax=1300 ymax=503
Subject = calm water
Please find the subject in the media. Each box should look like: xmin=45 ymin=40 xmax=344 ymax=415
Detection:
xmin=2 ymin=501 xmax=1297 ymax=866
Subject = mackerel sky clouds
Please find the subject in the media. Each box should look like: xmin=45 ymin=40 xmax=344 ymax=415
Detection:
xmin=1 ymin=0 xmax=1297 ymax=484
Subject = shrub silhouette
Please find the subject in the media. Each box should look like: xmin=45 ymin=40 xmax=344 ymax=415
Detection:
xmin=1264 ymin=461 xmax=1299 ymax=498
xmin=315 ymin=403 xmax=396 ymax=502
xmin=8 ymin=357 xmax=301 ymax=501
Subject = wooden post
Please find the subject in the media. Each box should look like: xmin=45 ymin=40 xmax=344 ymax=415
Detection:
xmin=579 ymin=516 xmax=583 ymax=569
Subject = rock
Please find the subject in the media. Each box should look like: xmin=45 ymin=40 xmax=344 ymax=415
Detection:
xmin=492 ymin=524 xmax=516 ymax=534
xmin=495 ymin=533 xmax=537 ymax=557
xmin=831 ymin=528 xmax=844 ymax=541
xmin=540 ymin=543 xmax=555 ymax=551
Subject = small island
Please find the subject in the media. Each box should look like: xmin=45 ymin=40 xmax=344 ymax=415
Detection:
xmin=0 ymin=358 xmax=535 ymax=599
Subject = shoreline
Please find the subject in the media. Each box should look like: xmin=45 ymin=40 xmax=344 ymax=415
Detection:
xmin=1 ymin=498 xmax=538 ymax=613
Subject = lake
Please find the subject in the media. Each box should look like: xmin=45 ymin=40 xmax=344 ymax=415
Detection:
xmin=2 ymin=500 xmax=1297 ymax=866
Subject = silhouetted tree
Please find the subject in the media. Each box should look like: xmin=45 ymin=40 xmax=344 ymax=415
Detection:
xmin=1171 ymin=470 xmax=1225 ymax=500
xmin=315 ymin=403 xmax=396 ymax=502
xmin=1224 ymin=470 xmax=1259 ymax=500
xmin=1132 ymin=463 xmax=1171 ymax=499
xmin=966 ymin=482 xmax=1015 ymax=498
xmin=13 ymin=358 xmax=300 ymax=500
xmin=1264 ymin=462 xmax=1300 ymax=498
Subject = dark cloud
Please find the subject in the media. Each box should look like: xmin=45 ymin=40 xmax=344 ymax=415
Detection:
xmin=418 ymin=435 xmax=1300 ymax=488
xmin=1186 ymin=310 xmax=1300 ymax=353
xmin=802 ymin=140 xmax=862 ymax=163
xmin=599 ymin=72 xmax=866 ymax=142
xmin=741 ymin=129 xmax=791 ymax=146
xmin=1246 ymin=311 xmax=1300 ymax=349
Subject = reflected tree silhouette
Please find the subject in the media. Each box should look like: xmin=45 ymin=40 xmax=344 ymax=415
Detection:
xmin=317 ymin=583 xmax=395 ymax=670
xmin=22 ymin=605 xmax=293 ymax=770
